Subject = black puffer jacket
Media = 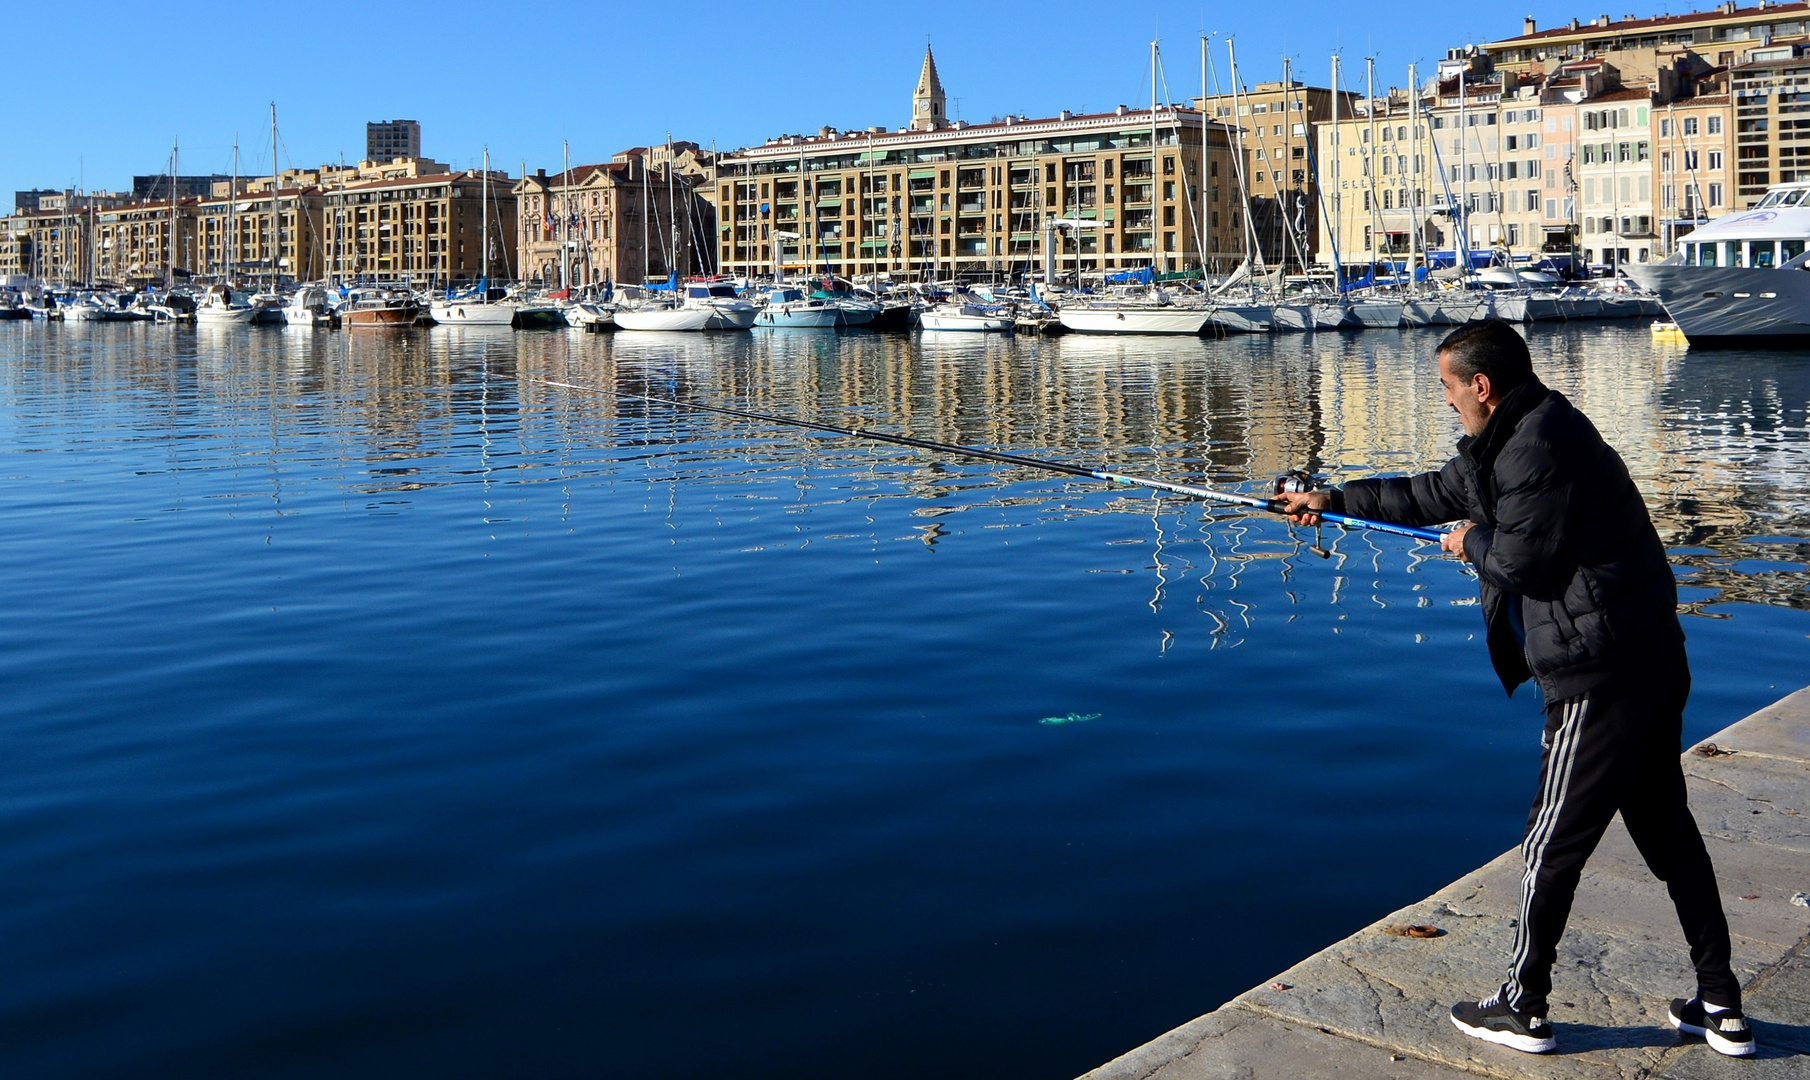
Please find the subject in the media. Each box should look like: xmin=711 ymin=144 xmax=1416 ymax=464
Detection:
xmin=1328 ymin=379 xmax=1686 ymax=701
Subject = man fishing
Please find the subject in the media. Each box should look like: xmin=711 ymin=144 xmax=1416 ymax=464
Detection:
xmin=1274 ymin=320 xmax=1751 ymax=1057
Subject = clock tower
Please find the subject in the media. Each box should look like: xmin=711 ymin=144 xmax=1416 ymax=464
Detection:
xmin=911 ymin=46 xmax=947 ymax=132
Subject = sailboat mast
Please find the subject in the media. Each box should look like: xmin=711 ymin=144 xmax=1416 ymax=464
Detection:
xmin=561 ymin=140 xmax=571 ymax=290
xmin=1408 ymin=63 xmax=1421 ymax=291
xmin=1366 ymin=57 xmax=1380 ymax=276
xmin=481 ymin=146 xmax=491 ymax=289
xmin=1227 ymin=39 xmax=1260 ymax=270
xmin=641 ymin=156 xmax=649 ymax=284
xmin=1331 ymin=53 xmax=1342 ymax=287
xmin=270 ymin=102 xmax=279 ymax=288
xmin=1150 ymin=39 xmax=1159 ymax=274
xmin=1459 ymin=64 xmax=1468 ymax=267
xmin=229 ymin=139 xmax=237 ymax=287
xmin=169 ymin=138 xmax=179 ymax=286
xmin=1200 ymin=36 xmax=1210 ymax=274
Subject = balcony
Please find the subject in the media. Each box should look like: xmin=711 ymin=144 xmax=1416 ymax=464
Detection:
xmin=957 ymin=196 xmax=987 ymax=213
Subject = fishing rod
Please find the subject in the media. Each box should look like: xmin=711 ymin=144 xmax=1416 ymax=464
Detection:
xmin=529 ymin=377 xmax=1446 ymax=554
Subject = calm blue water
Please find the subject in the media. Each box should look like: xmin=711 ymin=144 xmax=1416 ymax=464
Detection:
xmin=1 ymin=321 xmax=1806 ymax=1079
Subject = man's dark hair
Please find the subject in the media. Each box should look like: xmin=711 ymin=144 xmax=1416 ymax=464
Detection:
xmin=1438 ymin=319 xmax=1534 ymax=392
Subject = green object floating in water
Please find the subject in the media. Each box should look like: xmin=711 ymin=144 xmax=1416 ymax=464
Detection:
xmin=1039 ymin=712 xmax=1101 ymax=726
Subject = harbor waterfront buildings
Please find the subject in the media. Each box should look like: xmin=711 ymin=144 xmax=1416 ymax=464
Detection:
xmin=514 ymin=143 xmax=716 ymax=288
xmin=11 ymin=6 xmax=1810 ymax=286
xmin=710 ymin=47 xmax=1242 ymax=282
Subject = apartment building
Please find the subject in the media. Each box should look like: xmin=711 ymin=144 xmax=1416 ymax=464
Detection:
xmin=1485 ymin=4 xmax=1810 ymax=76
xmin=367 ymin=120 xmax=422 ymax=164
xmin=1731 ymin=50 xmax=1810 ymax=202
xmin=1656 ymin=91 xmax=1735 ymax=248
xmin=91 ymin=200 xmax=198 ymax=284
xmin=713 ymin=47 xmax=1240 ymax=282
xmin=1197 ymin=80 xmax=1358 ymax=267
xmin=1315 ymin=57 xmax=1548 ymax=270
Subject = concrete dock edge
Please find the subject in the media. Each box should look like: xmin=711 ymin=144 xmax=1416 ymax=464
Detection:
xmin=1080 ymin=686 xmax=1810 ymax=1079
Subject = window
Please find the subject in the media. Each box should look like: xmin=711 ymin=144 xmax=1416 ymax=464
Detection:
xmin=1507 ymin=135 xmax=1518 ymax=151
xmin=1682 ymin=116 xmax=1699 ymax=136
xmin=1637 ymin=141 xmax=1651 ymax=163
xmin=1545 ymin=197 xmax=1557 ymax=217
xmin=1684 ymin=149 xmax=1699 ymax=170
xmin=1527 ymin=189 xmax=1540 ymax=211
xmin=1707 ymin=150 xmax=1723 ymax=171
xmin=1708 ymin=115 xmax=1723 ymax=135
xmin=1709 ymin=182 xmax=1724 ymax=206
xmin=1660 ymin=118 xmax=1672 ymax=137
xmin=1507 ymin=224 xmax=1520 ymax=245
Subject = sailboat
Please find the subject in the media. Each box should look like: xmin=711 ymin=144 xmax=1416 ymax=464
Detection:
xmin=430 ymin=148 xmax=522 ymax=327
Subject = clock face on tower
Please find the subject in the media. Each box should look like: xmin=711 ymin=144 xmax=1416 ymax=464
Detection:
xmin=917 ymin=101 xmax=929 ymax=114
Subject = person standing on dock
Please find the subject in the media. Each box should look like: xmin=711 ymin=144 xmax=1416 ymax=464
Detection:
xmin=1275 ymin=320 xmax=1753 ymax=1058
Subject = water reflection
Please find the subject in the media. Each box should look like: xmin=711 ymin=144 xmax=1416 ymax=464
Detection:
xmin=3 ymin=320 xmax=1806 ymax=611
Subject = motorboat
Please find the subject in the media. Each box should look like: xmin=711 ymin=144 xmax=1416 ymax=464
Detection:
xmin=283 ymin=285 xmax=335 ymax=326
xmin=0 ymin=289 xmax=30 ymax=320
xmin=195 ymin=286 xmax=259 ymax=325
xmin=683 ymin=282 xmax=757 ymax=329
xmin=755 ymin=286 xmax=847 ymax=328
xmin=60 ymin=292 xmax=137 ymax=322
xmin=340 ymin=286 xmax=423 ymax=327
xmin=920 ymin=301 xmax=1015 ymax=332
xmin=562 ymin=301 xmax=615 ymax=330
xmin=247 ymin=291 xmax=287 ymax=324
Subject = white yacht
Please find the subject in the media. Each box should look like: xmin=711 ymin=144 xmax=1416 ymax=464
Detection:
xmin=920 ymin=301 xmax=1015 ymax=332
xmin=195 ymin=286 xmax=259 ymax=325
xmin=1627 ymin=182 xmax=1810 ymax=345
xmin=283 ymin=285 xmax=335 ymax=326
xmin=615 ymin=283 xmax=755 ymax=332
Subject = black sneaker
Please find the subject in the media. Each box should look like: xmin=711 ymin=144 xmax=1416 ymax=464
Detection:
xmin=1451 ymin=996 xmax=1556 ymax=1053
xmin=1669 ymin=997 xmax=1756 ymax=1057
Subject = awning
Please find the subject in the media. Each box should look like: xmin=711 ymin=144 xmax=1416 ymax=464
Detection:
xmin=908 ymin=170 xmax=935 ymax=180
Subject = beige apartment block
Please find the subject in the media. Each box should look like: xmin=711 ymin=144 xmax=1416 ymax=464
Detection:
xmin=317 ymin=169 xmax=514 ymax=286
xmin=1572 ymin=87 xmax=1660 ymax=268
xmin=713 ymin=49 xmax=1240 ymax=282
xmin=1731 ymin=51 xmax=1810 ymax=203
xmin=1197 ymin=80 xmax=1358 ymax=268
xmin=1316 ymin=59 xmax=1549 ymax=272
xmin=1656 ymin=92 xmax=1736 ymax=247
xmin=1486 ymin=5 xmax=1810 ymax=77
xmin=92 ymin=200 xmax=199 ymax=284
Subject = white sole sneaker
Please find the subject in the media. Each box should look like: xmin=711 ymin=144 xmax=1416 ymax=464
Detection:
xmin=1668 ymin=1005 xmax=1757 ymax=1057
xmin=1450 ymin=1012 xmax=1557 ymax=1053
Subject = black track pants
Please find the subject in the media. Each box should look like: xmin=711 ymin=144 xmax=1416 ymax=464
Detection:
xmin=1500 ymin=680 xmax=1740 ymax=1015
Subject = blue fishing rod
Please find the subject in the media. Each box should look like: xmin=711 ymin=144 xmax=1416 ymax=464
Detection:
xmin=533 ymin=378 xmax=1446 ymax=553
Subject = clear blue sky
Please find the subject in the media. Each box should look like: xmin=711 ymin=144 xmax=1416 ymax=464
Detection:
xmin=10 ymin=1 xmax=1607 ymax=201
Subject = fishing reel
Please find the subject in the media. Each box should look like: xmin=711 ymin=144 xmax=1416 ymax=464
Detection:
xmin=1273 ymin=470 xmax=1321 ymax=495
xmin=1274 ymin=470 xmax=1333 ymax=559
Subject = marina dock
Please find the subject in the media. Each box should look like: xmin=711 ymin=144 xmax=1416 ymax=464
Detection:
xmin=1082 ymin=685 xmax=1810 ymax=1079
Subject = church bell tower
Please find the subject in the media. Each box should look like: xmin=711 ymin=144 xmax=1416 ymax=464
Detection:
xmin=911 ymin=46 xmax=947 ymax=132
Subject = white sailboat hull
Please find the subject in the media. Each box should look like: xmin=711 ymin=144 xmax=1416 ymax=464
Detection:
xmin=195 ymin=306 xmax=259 ymax=324
xmin=615 ymin=306 xmax=716 ymax=331
xmin=1348 ymin=300 xmax=1404 ymax=328
xmin=431 ymin=301 xmax=517 ymax=326
xmin=920 ymin=310 xmax=1014 ymax=331
xmin=1057 ymin=306 xmax=1209 ymax=335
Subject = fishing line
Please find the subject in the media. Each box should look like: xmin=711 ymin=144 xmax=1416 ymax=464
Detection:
xmin=523 ymin=376 xmax=1448 ymax=549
